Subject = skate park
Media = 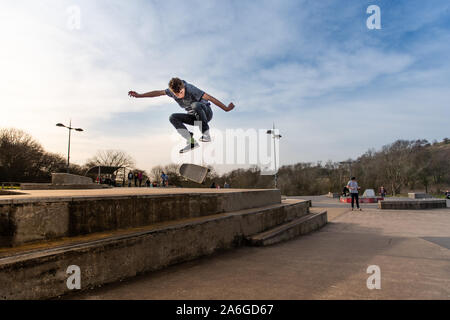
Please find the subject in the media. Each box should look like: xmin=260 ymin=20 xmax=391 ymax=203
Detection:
xmin=1 ymin=185 xmax=449 ymax=300
xmin=70 ymin=194 xmax=450 ymax=300
xmin=0 ymin=187 xmax=327 ymax=299
xmin=2 ymin=0 xmax=450 ymax=304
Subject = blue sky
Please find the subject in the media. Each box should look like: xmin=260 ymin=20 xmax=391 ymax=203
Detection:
xmin=1 ymin=0 xmax=449 ymax=173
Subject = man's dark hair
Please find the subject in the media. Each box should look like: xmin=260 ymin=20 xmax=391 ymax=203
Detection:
xmin=169 ymin=78 xmax=184 ymax=94
xmin=351 ymin=177 xmax=356 ymax=180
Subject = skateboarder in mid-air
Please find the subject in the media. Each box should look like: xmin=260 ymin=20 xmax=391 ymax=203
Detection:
xmin=128 ymin=78 xmax=235 ymax=153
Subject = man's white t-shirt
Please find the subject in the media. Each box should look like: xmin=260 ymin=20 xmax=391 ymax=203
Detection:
xmin=347 ymin=180 xmax=359 ymax=193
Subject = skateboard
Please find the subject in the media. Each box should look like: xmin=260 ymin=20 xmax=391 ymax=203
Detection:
xmin=179 ymin=163 xmax=210 ymax=184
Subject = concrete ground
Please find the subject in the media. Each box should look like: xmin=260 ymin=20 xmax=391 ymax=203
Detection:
xmin=68 ymin=195 xmax=450 ymax=300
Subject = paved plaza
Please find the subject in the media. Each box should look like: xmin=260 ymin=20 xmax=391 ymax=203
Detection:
xmin=68 ymin=195 xmax=450 ymax=300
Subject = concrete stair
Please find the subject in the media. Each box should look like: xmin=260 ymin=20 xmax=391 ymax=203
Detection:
xmin=0 ymin=189 xmax=327 ymax=299
xmin=0 ymin=189 xmax=281 ymax=247
xmin=246 ymin=209 xmax=327 ymax=246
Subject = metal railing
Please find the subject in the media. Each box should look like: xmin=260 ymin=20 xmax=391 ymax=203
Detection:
xmin=0 ymin=182 xmax=22 ymax=189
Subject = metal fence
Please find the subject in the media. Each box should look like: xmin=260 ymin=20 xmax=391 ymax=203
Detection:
xmin=0 ymin=182 xmax=21 ymax=189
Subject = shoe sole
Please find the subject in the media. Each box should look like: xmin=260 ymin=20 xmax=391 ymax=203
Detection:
xmin=180 ymin=144 xmax=200 ymax=153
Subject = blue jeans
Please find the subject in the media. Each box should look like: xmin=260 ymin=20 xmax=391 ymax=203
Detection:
xmin=169 ymin=102 xmax=213 ymax=140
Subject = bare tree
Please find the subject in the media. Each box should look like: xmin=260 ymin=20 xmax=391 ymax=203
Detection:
xmin=380 ymin=140 xmax=415 ymax=196
xmin=150 ymin=165 xmax=164 ymax=182
xmin=85 ymin=150 xmax=135 ymax=169
xmin=0 ymin=128 xmax=47 ymax=182
xmin=149 ymin=163 xmax=185 ymax=186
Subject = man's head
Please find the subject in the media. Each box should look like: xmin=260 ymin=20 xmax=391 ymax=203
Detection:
xmin=351 ymin=177 xmax=356 ymax=181
xmin=169 ymin=77 xmax=185 ymax=98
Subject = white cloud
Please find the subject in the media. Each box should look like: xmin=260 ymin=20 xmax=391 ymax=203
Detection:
xmin=0 ymin=0 xmax=449 ymax=174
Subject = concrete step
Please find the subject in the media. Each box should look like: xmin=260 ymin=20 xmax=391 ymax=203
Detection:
xmin=0 ymin=189 xmax=281 ymax=247
xmin=0 ymin=199 xmax=309 ymax=300
xmin=246 ymin=209 xmax=327 ymax=246
xmin=20 ymin=183 xmax=109 ymax=190
xmin=379 ymin=199 xmax=447 ymax=210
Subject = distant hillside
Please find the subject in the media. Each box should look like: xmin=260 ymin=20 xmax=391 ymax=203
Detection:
xmin=207 ymin=138 xmax=450 ymax=196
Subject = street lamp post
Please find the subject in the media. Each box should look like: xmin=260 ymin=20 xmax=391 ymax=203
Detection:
xmin=267 ymin=123 xmax=282 ymax=189
xmin=56 ymin=120 xmax=84 ymax=173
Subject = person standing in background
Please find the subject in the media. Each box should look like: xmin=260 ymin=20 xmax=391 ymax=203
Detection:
xmin=161 ymin=172 xmax=169 ymax=187
xmin=342 ymin=185 xmax=349 ymax=197
xmin=138 ymin=172 xmax=143 ymax=187
xmin=127 ymin=171 xmax=133 ymax=187
xmin=134 ymin=172 xmax=138 ymax=187
xmin=163 ymin=173 xmax=169 ymax=187
xmin=347 ymin=177 xmax=362 ymax=211
xmin=380 ymin=186 xmax=387 ymax=198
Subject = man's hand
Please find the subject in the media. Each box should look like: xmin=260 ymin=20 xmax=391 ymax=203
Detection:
xmin=128 ymin=91 xmax=140 ymax=98
xmin=226 ymin=102 xmax=235 ymax=112
xmin=129 ymin=90 xmax=166 ymax=98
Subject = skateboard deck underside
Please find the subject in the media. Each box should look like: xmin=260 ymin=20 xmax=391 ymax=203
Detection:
xmin=179 ymin=163 xmax=209 ymax=184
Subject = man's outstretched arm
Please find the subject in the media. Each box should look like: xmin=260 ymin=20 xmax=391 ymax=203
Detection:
xmin=202 ymin=93 xmax=235 ymax=112
xmin=128 ymin=90 xmax=166 ymax=98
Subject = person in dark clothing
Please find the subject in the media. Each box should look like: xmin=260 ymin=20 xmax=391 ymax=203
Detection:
xmin=380 ymin=186 xmax=387 ymax=198
xmin=347 ymin=177 xmax=361 ymax=211
xmin=134 ymin=172 xmax=138 ymax=187
xmin=138 ymin=172 xmax=143 ymax=187
xmin=127 ymin=171 xmax=133 ymax=187
xmin=342 ymin=186 xmax=349 ymax=197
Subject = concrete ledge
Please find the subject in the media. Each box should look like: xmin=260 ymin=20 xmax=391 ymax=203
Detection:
xmin=52 ymin=173 xmax=93 ymax=185
xmin=20 ymin=184 xmax=106 ymax=190
xmin=0 ymin=199 xmax=309 ymax=299
xmin=0 ymin=191 xmax=22 ymax=196
xmin=408 ymin=193 xmax=432 ymax=199
xmin=247 ymin=210 xmax=327 ymax=246
xmin=379 ymin=199 xmax=447 ymax=210
xmin=341 ymin=196 xmax=383 ymax=203
xmin=327 ymin=192 xmax=340 ymax=198
xmin=0 ymin=189 xmax=281 ymax=247
xmin=19 ymin=174 xmax=99 ymax=190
